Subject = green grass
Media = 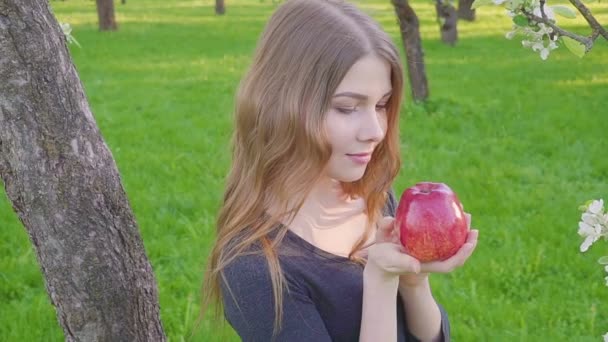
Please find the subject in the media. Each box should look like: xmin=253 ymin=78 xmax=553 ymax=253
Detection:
xmin=1 ymin=0 xmax=607 ymax=340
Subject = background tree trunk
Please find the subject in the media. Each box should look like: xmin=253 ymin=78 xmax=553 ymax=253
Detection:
xmin=0 ymin=1 xmax=165 ymax=341
xmin=96 ymin=0 xmax=118 ymax=31
xmin=436 ymin=0 xmax=459 ymax=45
xmin=391 ymin=0 xmax=429 ymax=102
xmin=215 ymin=0 xmax=225 ymax=15
xmin=458 ymin=0 xmax=476 ymax=21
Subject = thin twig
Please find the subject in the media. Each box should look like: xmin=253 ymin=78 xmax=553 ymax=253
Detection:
xmin=540 ymin=0 xmax=548 ymax=20
xmin=568 ymin=0 xmax=608 ymax=41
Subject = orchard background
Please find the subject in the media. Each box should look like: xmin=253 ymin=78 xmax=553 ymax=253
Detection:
xmin=1 ymin=0 xmax=607 ymax=340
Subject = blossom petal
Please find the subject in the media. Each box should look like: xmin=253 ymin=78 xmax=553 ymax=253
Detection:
xmin=540 ymin=48 xmax=550 ymax=60
xmin=580 ymin=236 xmax=595 ymax=252
xmin=582 ymin=213 xmax=600 ymax=226
xmin=533 ymin=7 xmax=556 ymax=20
xmin=594 ymin=223 xmax=604 ymax=236
xmin=578 ymin=221 xmax=594 ymax=236
xmin=589 ymin=199 xmax=604 ymax=214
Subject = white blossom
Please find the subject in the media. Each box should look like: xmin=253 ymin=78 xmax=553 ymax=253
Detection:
xmin=540 ymin=49 xmax=550 ymax=60
xmin=578 ymin=220 xmax=603 ymax=252
xmin=513 ymin=23 xmax=559 ymax=59
xmin=578 ymin=199 xmax=607 ymax=252
xmin=533 ymin=5 xmax=556 ymax=20
xmin=589 ymin=199 xmax=604 ymax=215
xmin=577 ymin=200 xmax=608 ymax=339
xmin=537 ymin=23 xmax=554 ymax=36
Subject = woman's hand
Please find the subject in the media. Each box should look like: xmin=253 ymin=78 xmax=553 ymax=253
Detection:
xmin=365 ymin=217 xmax=422 ymax=277
xmin=363 ymin=215 xmax=479 ymax=286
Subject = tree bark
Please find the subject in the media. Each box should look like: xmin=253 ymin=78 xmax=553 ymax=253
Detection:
xmin=96 ymin=0 xmax=117 ymax=31
xmin=0 ymin=1 xmax=165 ymax=341
xmin=436 ymin=0 xmax=459 ymax=45
xmin=391 ymin=0 xmax=429 ymax=102
xmin=458 ymin=0 xmax=476 ymax=21
xmin=215 ymin=0 xmax=225 ymax=15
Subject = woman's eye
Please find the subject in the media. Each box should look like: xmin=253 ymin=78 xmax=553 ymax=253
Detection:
xmin=376 ymin=104 xmax=387 ymax=111
xmin=336 ymin=107 xmax=356 ymax=114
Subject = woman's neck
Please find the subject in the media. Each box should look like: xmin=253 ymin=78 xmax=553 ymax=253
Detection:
xmin=289 ymin=177 xmax=365 ymax=230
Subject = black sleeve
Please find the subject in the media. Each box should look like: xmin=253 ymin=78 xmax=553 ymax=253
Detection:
xmin=384 ymin=187 xmax=398 ymax=217
xmin=221 ymin=254 xmax=332 ymax=342
xmin=438 ymin=304 xmax=451 ymax=341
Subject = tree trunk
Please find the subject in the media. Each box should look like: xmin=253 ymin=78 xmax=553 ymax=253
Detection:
xmin=0 ymin=1 xmax=165 ymax=341
xmin=391 ymin=0 xmax=429 ymax=102
xmin=436 ymin=0 xmax=459 ymax=46
xmin=458 ymin=0 xmax=476 ymax=21
xmin=215 ymin=0 xmax=225 ymax=15
xmin=96 ymin=0 xmax=117 ymax=31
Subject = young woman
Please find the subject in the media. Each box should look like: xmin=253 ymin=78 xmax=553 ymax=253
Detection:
xmin=200 ymin=0 xmax=479 ymax=341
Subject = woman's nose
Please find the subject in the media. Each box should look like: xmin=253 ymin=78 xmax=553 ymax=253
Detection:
xmin=358 ymin=108 xmax=386 ymax=142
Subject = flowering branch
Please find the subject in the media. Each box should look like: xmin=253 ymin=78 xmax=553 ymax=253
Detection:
xmin=523 ymin=11 xmax=593 ymax=51
xmin=474 ymin=0 xmax=607 ymax=59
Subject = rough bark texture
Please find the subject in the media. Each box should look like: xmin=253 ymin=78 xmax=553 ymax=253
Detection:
xmin=0 ymin=1 xmax=165 ymax=341
xmin=215 ymin=0 xmax=225 ymax=15
xmin=436 ymin=0 xmax=458 ymax=45
xmin=391 ymin=0 xmax=429 ymax=102
xmin=458 ymin=0 xmax=476 ymax=21
xmin=96 ymin=0 xmax=117 ymax=31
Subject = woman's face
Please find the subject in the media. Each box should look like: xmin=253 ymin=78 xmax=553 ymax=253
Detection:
xmin=323 ymin=54 xmax=392 ymax=183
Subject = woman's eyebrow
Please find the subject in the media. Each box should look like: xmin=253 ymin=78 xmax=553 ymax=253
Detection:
xmin=333 ymin=90 xmax=393 ymax=100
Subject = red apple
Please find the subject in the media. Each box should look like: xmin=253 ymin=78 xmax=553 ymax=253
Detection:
xmin=395 ymin=182 xmax=469 ymax=262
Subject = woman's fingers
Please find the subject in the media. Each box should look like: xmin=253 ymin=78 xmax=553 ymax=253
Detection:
xmin=392 ymin=245 xmax=421 ymax=273
xmin=465 ymin=228 xmax=478 ymax=244
xmin=465 ymin=212 xmax=471 ymax=229
xmin=375 ymin=216 xmax=396 ymax=244
xmin=420 ymin=229 xmax=479 ymax=273
xmin=368 ymin=243 xmax=421 ymax=274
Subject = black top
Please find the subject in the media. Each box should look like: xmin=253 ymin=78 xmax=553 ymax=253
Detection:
xmin=221 ymin=190 xmax=451 ymax=341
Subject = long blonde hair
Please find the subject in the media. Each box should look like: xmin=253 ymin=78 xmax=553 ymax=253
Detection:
xmin=199 ymin=0 xmax=404 ymax=337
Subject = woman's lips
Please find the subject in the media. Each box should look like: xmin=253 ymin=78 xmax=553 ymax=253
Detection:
xmin=346 ymin=153 xmax=371 ymax=164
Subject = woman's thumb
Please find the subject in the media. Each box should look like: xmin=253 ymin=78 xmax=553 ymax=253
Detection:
xmin=375 ymin=216 xmax=395 ymax=243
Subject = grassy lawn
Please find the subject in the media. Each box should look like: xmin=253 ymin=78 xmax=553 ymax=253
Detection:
xmin=1 ymin=0 xmax=607 ymax=340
